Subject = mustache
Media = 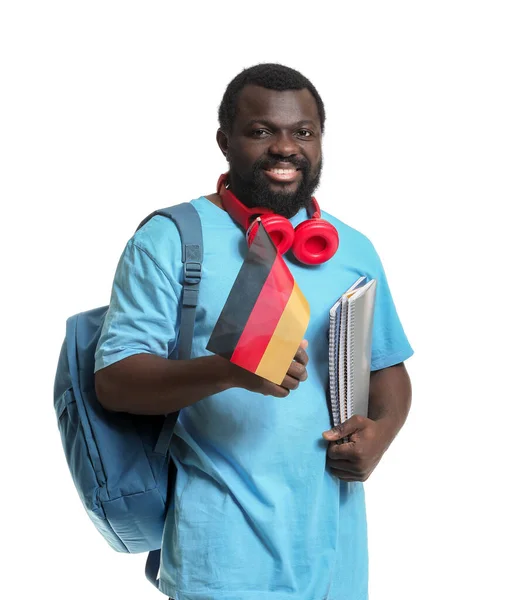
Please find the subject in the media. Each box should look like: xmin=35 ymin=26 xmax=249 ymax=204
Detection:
xmin=255 ymin=156 xmax=310 ymax=172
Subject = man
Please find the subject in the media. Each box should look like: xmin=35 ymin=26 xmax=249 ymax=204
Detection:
xmin=95 ymin=63 xmax=413 ymax=600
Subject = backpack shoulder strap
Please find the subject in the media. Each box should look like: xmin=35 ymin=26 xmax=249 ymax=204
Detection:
xmin=139 ymin=203 xmax=203 ymax=590
xmin=156 ymin=203 xmax=203 ymax=457
xmin=154 ymin=204 xmax=203 ymax=361
xmin=137 ymin=202 xmax=203 ymax=362
xmin=138 ymin=203 xmax=203 ymax=455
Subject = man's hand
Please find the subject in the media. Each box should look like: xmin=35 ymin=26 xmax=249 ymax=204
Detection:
xmin=322 ymin=415 xmax=393 ymax=482
xmin=230 ymin=340 xmax=309 ymax=397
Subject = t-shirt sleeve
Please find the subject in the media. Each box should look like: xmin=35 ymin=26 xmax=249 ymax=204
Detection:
xmin=94 ymin=239 xmax=180 ymax=372
xmin=367 ymin=243 xmax=414 ymax=371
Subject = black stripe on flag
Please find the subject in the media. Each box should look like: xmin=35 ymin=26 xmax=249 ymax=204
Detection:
xmin=206 ymin=223 xmax=277 ymax=359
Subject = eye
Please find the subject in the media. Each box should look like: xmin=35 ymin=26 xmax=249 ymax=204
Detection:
xmin=252 ymin=129 xmax=270 ymax=138
xmin=296 ymin=129 xmax=312 ymax=138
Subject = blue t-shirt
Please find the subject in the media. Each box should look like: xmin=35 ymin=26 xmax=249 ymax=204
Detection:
xmin=95 ymin=197 xmax=413 ymax=600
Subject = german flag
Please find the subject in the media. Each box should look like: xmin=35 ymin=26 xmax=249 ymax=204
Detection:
xmin=206 ymin=221 xmax=310 ymax=385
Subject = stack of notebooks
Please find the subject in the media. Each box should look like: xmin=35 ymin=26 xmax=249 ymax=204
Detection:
xmin=328 ymin=277 xmax=377 ymax=428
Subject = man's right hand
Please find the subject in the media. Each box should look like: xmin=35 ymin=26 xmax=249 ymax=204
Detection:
xmin=228 ymin=340 xmax=309 ymax=398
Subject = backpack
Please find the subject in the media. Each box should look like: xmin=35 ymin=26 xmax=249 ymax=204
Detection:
xmin=53 ymin=203 xmax=203 ymax=588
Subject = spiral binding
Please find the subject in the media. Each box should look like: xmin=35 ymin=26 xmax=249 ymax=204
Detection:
xmin=346 ymin=301 xmax=356 ymax=419
xmin=328 ymin=311 xmax=340 ymax=427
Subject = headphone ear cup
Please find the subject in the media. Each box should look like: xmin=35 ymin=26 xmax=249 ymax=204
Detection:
xmin=292 ymin=219 xmax=339 ymax=265
xmin=246 ymin=215 xmax=294 ymax=255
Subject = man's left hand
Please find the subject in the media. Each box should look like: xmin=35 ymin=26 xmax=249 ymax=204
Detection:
xmin=322 ymin=416 xmax=394 ymax=482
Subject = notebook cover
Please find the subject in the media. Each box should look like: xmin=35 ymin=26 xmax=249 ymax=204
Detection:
xmin=345 ymin=279 xmax=377 ymax=418
xmin=328 ymin=276 xmax=368 ymax=426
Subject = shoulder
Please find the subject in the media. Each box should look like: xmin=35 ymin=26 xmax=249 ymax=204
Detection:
xmin=132 ymin=197 xmax=233 ymax=252
xmin=321 ymin=209 xmax=380 ymax=265
xmin=130 ymin=198 xmax=209 ymax=254
xmin=124 ymin=197 xmax=233 ymax=280
xmin=132 ymin=212 xmax=182 ymax=257
xmin=126 ymin=202 xmax=202 ymax=281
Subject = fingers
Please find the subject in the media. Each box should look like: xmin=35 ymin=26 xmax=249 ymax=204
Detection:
xmin=240 ymin=339 xmax=310 ymax=398
xmin=279 ymin=373 xmax=301 ymax=391
xmin=268 ymin=385 xmax=290 ymax=398
xmin=262 ymin=371 xmax=303 ymax=397
xmin=294 ymin=342 xmax=309 ymax=367
xmin=326 ymin=458 xmax=370 ymax=482
xmin=245 ymin=372 xmax=299 ymax=398
xmin=326 ymin=440 xmax=358 ymax=461
xmin=327 ymin=464 xmax=363 ymax=482
xmin=286 ymin=360 xmax=308 ymax=383
xmin=322 ymin=415 xmax=367 ymax=442
xmin=260 ymin=381 xmax=290 ymax=398
xmin=325 ymin=437 xmax=372 ymax=482
xmin=235 ymin=368 xmax=288 ymax=398
xmin=282 ymin=339 xmax=309 ymax=390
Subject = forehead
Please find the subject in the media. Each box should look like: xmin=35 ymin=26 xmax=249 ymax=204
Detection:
xmin=234 ymin=85 xmax=320 ymax=129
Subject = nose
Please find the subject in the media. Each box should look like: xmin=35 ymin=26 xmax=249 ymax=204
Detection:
xmin=268 ymin=131 xmax=299 ymax=158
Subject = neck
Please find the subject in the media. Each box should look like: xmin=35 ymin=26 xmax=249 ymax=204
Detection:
xmin=205 ymin=193 xmax=225 ymax=210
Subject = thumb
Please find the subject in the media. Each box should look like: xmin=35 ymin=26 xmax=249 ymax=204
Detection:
xmin=300 ymin=339 xmax=308 ymax=350
xmin=322 ymin=419 xmax=357 ymax=441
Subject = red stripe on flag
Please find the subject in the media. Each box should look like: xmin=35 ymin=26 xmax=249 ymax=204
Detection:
xmin=230 ymin=254 xmax=295 ymax=373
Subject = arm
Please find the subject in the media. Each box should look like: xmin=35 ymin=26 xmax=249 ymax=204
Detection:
xmin=322 ymin=236 xmax=414 ymax=480
xmin=95 ymin=343 xmax=309 ymax=415
xmin=95 ymin=353 xmax=236 ymax=414
xmin=94 ymin=234 xmax=310 ymax=415
xmin=322 ymin=362 xmax=412 ymax=481
xmin=367 ymin=362 xmax=412 ymax=447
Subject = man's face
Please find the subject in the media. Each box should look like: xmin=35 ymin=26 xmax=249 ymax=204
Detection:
xmin=218 ymin=85 xmax=323 ymax=218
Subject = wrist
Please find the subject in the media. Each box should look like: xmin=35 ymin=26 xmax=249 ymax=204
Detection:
xmin=206 ymin=354 xmax=239 ymax=392
xmin=373 ymin=416 xmax=401 ymax=447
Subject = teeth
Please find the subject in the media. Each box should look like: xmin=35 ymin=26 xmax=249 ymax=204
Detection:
xmin=270 ymin=168 xmax=296 ymax=174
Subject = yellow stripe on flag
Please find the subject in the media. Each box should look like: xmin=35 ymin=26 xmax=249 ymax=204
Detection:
xmin=254 ymin=282 xmax=310 ymax=385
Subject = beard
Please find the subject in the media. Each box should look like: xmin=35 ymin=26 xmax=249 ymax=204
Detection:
xmin=228 ymin=155 xmax=323 ymax=219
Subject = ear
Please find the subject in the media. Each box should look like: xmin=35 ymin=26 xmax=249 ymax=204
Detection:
xmin=216 ymin=129 xmax=229 ymax=159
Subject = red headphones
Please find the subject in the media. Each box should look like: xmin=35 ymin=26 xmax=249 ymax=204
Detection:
xmin=217 ymin=173 xmax=339 ymax=265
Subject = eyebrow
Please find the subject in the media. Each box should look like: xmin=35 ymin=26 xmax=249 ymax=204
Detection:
xmin=244 ymin=119 xmax=318 ymax=129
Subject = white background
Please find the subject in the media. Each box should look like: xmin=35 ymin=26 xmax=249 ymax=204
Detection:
xmin=1 ymin=1 xmax=506 ymax=599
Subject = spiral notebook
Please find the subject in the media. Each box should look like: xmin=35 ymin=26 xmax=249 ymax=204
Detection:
xmin=328 ymin=277 xmax=377 ymax=427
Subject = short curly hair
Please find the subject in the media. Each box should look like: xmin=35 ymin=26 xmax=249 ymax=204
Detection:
xmin=218 ymin=63 xmax=326 ymax=134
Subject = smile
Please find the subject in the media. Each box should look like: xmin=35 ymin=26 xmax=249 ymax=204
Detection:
xmin=263 ymin=168 xmax=301 ymax=183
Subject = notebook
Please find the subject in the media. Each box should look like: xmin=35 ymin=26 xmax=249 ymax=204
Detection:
xmin=328 ymin=277 xmax=377 ymax=428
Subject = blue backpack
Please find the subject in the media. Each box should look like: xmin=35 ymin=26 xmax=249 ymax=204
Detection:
xmin=53 ymin=203 xmax=203 ymax=587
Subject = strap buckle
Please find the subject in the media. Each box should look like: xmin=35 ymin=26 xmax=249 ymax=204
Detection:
xmin=184 ymin=262 xmax=202 ymax=285
xmin=182 ymin=262 xmax=201 ymax=307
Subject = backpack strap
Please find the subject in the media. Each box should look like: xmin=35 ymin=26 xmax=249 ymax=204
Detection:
xmin=137 ymin=203 xmax=203 ymax=591
xmin=137 ymin=203 xmax=203 ymax=454
xmin=155 ymin=204 xmax=203 ymax=362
